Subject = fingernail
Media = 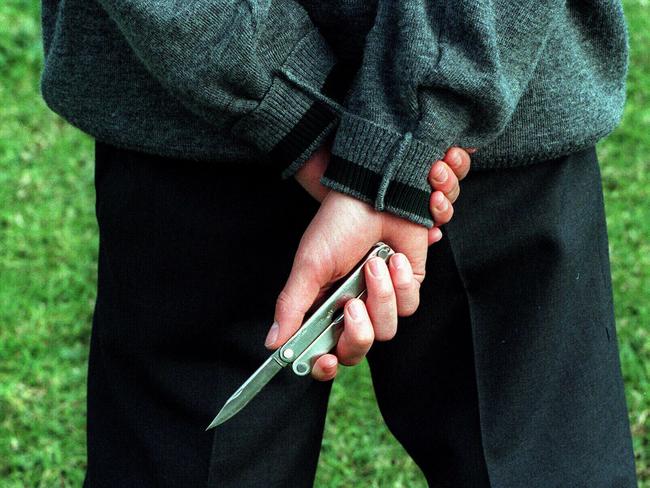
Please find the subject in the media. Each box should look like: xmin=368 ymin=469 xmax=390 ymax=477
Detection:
xmin=433 ymin=164 xmax=447 ymax=183
xmin=452 ymin=151 xmax=462 ymax=166
xmin=324 ymin=356 xmax=337 ymax=370
xmin=264 ymin=322 xmax=279 ymax=348
xmin=436 ymin=198 xmax=449 ymax=211
xmin=348 ymin=299 xmax=362 ymax=320
xmin=392 ymin=254 xmax=411 ymax=286
xmin=432 ymin=192 xmax=444 ymax=206
xmin=392 ymin=253 xmax=407 ymax=270
xmin=368 ymin=258 xmax=385 ymax=278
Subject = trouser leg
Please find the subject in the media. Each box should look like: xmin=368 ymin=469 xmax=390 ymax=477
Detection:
xmin=369 ymin=147 xmax=636 ymax=487
xmin=84 ymin=142 xmax=331 ymax=488
xmin=367 ymin=233 xmax=491 ymax=488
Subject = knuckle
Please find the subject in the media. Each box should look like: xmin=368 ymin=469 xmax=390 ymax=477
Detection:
xmin=374 ymin=288 xmax=394 ymax=305
xmin=437 ymin=205 xmax=454 ymax=223
xmin=354 ymin=331 xmax=375 ymax=351
xmin=434 ymin=211 xmax=450 ymax=226
xmin=276 ymin=287 xmax=292 ymax=303
xmin=275 ymin=290 xmax=302 ymax=316
xmin=414 ymin=270 xmax=425 ymax=285
xmin=397 ymin=288 xmax=420 ymax=317
xmin=275 ymin=290 xmax=291 ymax=312
xmin=441 ymin=176 xmax=456 ymax=193
xmin=446 ymin=204 xmax=455 ymax=220
xmin=375 ymin=318 xmax=398 ymax=342
xmin=448 ymin=185 xmax=460 ymax=203
xmin=371 ymin=279 xmax=394 ymax=302
xmin=393 ymin=278 xmax=412 ymax=292
xmin=398 ymin=301 xmax=420 ymax=317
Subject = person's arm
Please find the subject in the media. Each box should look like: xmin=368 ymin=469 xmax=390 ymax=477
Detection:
xmin=319 ymin=0 xmax=564 ymax=227
xmin=267 ymin=1 xmax=568 ymax=379
xmin=295 ymin=142 xmax=473 ymax=243
xmin=96 ymin=0 xmax=353 ymax=172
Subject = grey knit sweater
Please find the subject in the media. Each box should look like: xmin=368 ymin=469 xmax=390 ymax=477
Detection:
xmin=40 ymin=1 xmax=628 ymax=227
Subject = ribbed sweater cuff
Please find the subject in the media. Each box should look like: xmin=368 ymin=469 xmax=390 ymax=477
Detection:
xmin=321 ymin=113 xmax=449 ymax=228
xmin=230 ymin=29 xmax=349 ymax=176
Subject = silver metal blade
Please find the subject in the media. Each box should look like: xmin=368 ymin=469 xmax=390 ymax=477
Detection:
xmin=206 ymin=353 xmax=285 ymax=430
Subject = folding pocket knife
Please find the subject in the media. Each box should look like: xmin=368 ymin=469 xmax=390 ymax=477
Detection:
xmin=206 ymin=242 xmax=394 ymax=429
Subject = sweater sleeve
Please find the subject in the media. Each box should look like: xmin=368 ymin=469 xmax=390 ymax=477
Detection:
xmin=320 ymin=0 xmax=564 ymax=227
xmin=96 ymin=0 xmax=352 ymax=172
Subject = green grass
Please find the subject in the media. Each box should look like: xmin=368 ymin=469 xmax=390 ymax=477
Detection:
xmin=1 ymin=1 xmax=648 ymax=486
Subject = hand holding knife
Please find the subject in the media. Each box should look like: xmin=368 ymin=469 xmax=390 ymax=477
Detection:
xmin=207 ymin=242 xmax=394 ymax=429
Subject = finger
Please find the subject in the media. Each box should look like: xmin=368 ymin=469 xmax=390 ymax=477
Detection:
xmin=336 ymin=298 xmax=375 ymax=365
xmin=363 ymin=257 xmax=398 ymax=341
xmin=388 ymin=253 xmax=420 ymax=317
xmin=293 ymin=145 xmax=332 ymax=202
xmin=428 ymin=227 xmax=443 ymax=246
xmin=430 ymin=191 xmax=454 ymax=227
xmin=444 ymin=147 xmax=471 ymax=181
xmin=381 ymin=220 xmax=428 ymax=286
xmin=428 ymin=161 xmax=460 ymax=204
xmin=267 ymin=252 xmax=326 ymax=350
xmin=311 ymin=353 xmax=338 ymax=381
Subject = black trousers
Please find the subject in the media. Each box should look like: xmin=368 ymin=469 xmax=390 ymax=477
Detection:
xmin=85 ymin=142 xmax=636 ymax=487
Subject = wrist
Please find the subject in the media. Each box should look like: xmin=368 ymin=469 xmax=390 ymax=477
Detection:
xmin=294 ymin=143 xmax=332 ymax=202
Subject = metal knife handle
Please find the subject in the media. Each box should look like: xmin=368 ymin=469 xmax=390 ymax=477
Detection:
xmin=292 ymin=290 xmax=367 ymax=376
xmin=292 ymin=313 xmax=345 ymax=376
xmin=278 ymin=242 xmax=394 ymax=373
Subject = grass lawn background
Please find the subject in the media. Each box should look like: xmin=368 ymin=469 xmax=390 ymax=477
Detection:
xmin=1 ymin=1 xmax=648 ymax=485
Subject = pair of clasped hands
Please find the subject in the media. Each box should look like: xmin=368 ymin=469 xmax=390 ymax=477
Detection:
xmin=264 ymin=143 xmax=473 ymax=380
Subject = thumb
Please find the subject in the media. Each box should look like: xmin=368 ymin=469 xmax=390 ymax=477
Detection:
xmin=266 ymin=253 xmax=327 ymax=350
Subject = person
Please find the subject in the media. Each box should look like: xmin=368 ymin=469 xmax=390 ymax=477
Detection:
xmin=40 ymin=0 xmax=637 ymax=486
